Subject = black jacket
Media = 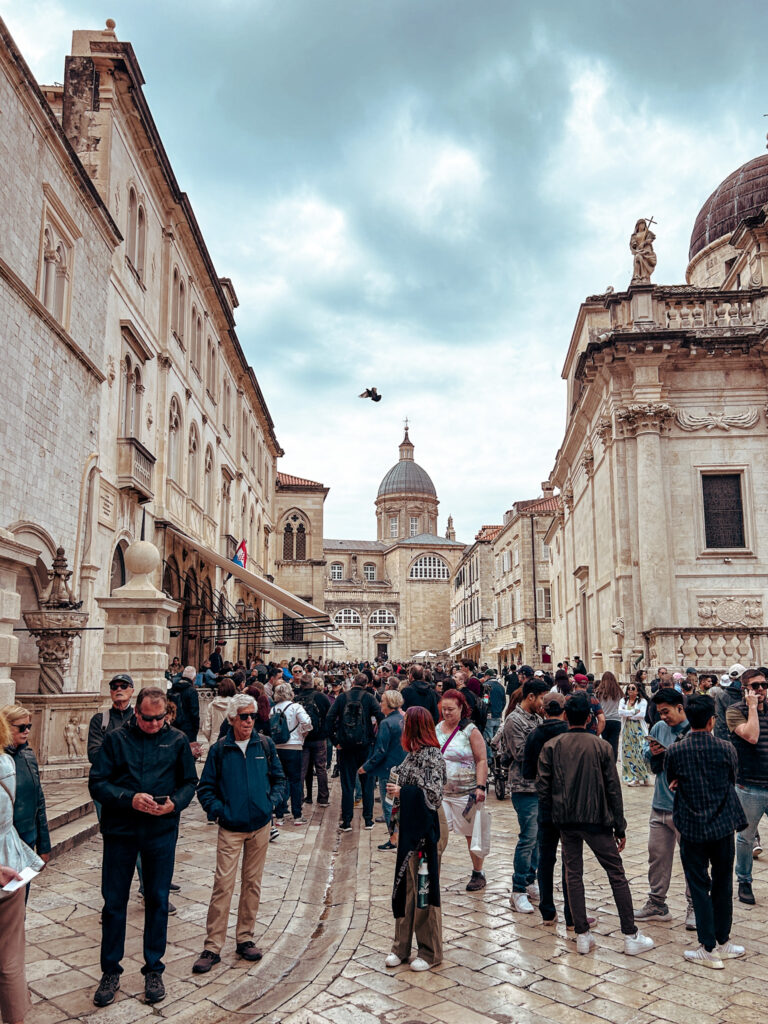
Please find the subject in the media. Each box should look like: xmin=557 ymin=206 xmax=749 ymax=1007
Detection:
xmin=522 ymin=719 xmax=569 ymax=782
xmin=8 ymin=744 xmax=50 ymax=854
xmin=401 ymin=681 xmax=439 ymax=724
xmin=294 ymin=687 xmax=331 ymax=742
xmin=326 ymin=687 xmax=383 ymax=746
xmin=89 ymin=721 xmax=198 ymax=838
xmin=197 ymin=732 xmax=285 ymax=832
xmin=167 ymin=678 xmax=200 ymax=741
xmin=87 ymin=704 xmax=135 ymax=763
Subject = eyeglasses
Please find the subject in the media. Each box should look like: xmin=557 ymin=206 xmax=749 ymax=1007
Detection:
xmin=110 ymin=682 xmax=132 ymax=691
xmin=237 ymin=712 xmax=257 ymax=721
xmin=749 ymin=683 xmax=767 ymax=691
xmin=15 ymin=723 xmax=32 ymax=732
xmin=139 ymin=712 xmax=166 ymax=723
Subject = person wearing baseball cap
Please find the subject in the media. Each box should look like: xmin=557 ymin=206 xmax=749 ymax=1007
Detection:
xmin=714 ymin=665 xmax=745 ymax=741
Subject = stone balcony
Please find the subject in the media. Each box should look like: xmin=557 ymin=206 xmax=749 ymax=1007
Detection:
xmin=116 ymin=436 xmax=155 ymax=503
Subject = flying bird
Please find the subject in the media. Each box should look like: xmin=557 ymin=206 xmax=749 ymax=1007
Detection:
xmin=359 ymin=387 xmax=382 ymax=402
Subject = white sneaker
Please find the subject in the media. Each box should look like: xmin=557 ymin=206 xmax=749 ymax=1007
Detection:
xmin=716 ymin=940 xmax=746 ymax=959
xmin=410 ymin=957 xmax=431 ymax=972
xmin=685 ymin=906 xmax=697 ymax=931
xmin=624 ymin=931 xmax=654 ymax=956
xmin=526 ymin=882 xmax=540 ymax=902
xmin=509 ymin=892 xmax=535 ymax=914
xmin=576 ymin=931 xmax=596 ymax=955
xmin=385 ymin=953 xmax=403 ymax=968
xmin=684 ymin=945 xmax=724 ymax=969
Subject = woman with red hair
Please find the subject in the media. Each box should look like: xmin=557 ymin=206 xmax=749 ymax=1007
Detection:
xmin=385 ymin=707 xmax=447 ymax=973
xmin=435 ymin=688 xmax=489 ymax=891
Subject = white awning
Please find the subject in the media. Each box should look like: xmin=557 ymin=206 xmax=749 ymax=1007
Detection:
xmin=159 ymin=525 xmax=337 ymax=640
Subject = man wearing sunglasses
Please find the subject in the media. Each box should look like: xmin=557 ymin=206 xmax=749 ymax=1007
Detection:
xmin=194 ymin=694 xmax=285 ymax=973
xmin=89 ymin=686 xmax=198 ymax=1008
xmin=726 ymin=667 xmax=768 ymax=906
xmin=87 ymin=673 xmax=136 ymax=765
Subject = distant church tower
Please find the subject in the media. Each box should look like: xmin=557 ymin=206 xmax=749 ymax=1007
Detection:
xmin=445 ymin=515 xmax=456 ymax=541
xmin=374 ymin=426 xmax=439 ymax=541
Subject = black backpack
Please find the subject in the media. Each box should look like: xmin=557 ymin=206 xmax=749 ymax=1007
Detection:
xmin=269 ymin=704 xmax=298 ymax=745
xmin=295 ymin=691 xmax=321 ymax=735
xmin=337 ymin=691 xmax=367 ymax=746
xmin=471 ymin=695 xmax=489 ymax=733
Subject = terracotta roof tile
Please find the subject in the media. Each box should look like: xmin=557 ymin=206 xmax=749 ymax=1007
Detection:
xmin=475 ymin=525 xmax=503 ymax=541
xmin=517 ymin=496 xmax=562 ymax=514
xmin=276 ymin=472 xmax=325 ymax=489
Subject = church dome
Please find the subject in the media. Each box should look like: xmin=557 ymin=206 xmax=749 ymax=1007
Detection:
xmin=689 ymin=153 xmax=768 ymax=261
xmin=376 ymin=427 xmax=437 ymax=498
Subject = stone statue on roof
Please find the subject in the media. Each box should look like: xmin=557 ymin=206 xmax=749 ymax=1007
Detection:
xmin=629 ymin=218 xmax=657 ymax=285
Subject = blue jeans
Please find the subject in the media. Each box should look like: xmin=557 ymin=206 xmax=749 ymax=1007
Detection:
xmin=511 ymin=792 xmax=539 ymax=892
xmin=101 ymin=829 xmax=177 ymax=975
xmin=735 ymin=784 xmax=768 ymax=883
xmin=377 ymin=775 xmax=392 ymax=828
xmin=484 ymin=716 xmax=501 ymax=764
xmin=276 ymin=748 xmax=304 ymax=818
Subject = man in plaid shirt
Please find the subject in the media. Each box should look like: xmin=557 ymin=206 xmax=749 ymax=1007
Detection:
xmin=666 ymin=695 xmax=748 ymax=970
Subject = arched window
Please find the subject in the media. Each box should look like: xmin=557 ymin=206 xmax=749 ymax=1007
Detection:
xmin=369 ymin=609 xmax=396 ymax=626
xmin=190 ymin=307 xmax=200 ymax=372
xmin=136 ymin=204 xmax=146 ymax=277
xmin=53 ymin=242 xmax=68 ymax=321
xmin=204 ymin=447 xmax=214 ymax=515
xmin=241 ymin=495 xmax=247 ymax=541
xmin=171 ymin=268 xmax=179 ymax=335
xmin=334 ymin=608 xmax=361 ymax=626
xmin=409 ymin=555 xmax=449 ymax=580
xmin=281 ymin=515 xmax=308 ymax=560
xmin=295 ymin=523 xmax=306 ymax=560
xmin=121 ymin=354 xmax=134 ymax=436
xmin=220 ymin=472 xmax=232 ymax=534
xmin=188 ymin=424 xmax=199 ymax=502
xmin=363 ymin=563 xmax=376 ymax=581
xmin=41 ymin=223 xmax=71 ymax=323
xmin=127 ymin=188 xmax=137 ymax=265
xmin=168 ymin=397 xmax=182 ymax=481
xmin=207 ymin=337 xmax=216 ymax=396
xmin=250 ymin=506 xmax=256 ymax=558
xmin=110 ymin=543 xmax=126 ymax=594
xmin=330 ymin=562 xmax=343 ymax=581
xmin=223 ymin=380 xmax=231 ymax=429
xmin=283 ymin=523 xmax=293 ymax=560
xmin=242 ymin=410 xmax=249 ymax=459
xmin=177 ymin=278 xmax=185 ymax=343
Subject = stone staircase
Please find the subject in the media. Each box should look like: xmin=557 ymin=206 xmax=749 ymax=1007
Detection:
xmin=42 ymin=779 xmax=99 ymax=858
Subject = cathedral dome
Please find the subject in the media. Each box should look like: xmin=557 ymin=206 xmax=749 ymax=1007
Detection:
xmin=689 ymin=153 xmax=768 ymax=261
xmin=376 ymin=427 xmax=437 ymax=498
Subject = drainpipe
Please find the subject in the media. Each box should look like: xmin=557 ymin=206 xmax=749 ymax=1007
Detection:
xmin=530 ymin=515 xmax=539 ymax=662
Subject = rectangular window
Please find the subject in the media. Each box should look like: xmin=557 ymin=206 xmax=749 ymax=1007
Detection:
xmin=493 ymin=601 xmax=498 ymax=628
xmin=513 ymin=545 xmax=520 ymax=567
xmin=502 ymin=550 xmax=511 ymax=573
xmin=541 ymin=541 xmax=550 ymax=560
xmin=330 ymin=563 xmax=343 ymax=580
xmin=389 ymin=516 xmax=398 ymax=538
xmin=514 ymin=588 xmax=521 ymax=620
xmin=363 ymin=563 xmax=375 ymax=581
xmin=702 ymin=474 xmax=745 ymax=549
xmin=536 ymin=586 xmax=552 ymax=619
xmin=410 ymin=516 xmax=419 ymax=537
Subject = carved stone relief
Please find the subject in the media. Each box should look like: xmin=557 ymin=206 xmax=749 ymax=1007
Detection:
xmin=697 ymin=595 xmax=763 ymax=627
xmin=676 ymin=408 xmax=759 ymax=431
xmin=616 ymin=403 xmax=674 ymax=436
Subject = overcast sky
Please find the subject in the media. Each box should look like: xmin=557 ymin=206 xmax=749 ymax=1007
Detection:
xmin=4 ymin=1 xmax=766 ymax=541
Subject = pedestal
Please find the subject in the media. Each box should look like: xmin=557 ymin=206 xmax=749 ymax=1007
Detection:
xmin=0 ymin=530 xmax=39 ymax=705
xmin=22 ymin=692 xmax=101 ymax=774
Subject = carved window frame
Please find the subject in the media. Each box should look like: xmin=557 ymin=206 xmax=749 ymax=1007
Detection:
xmin=37 ymin=184 xmax=80 ymax=329
xmin=694 ymin=463 xmax=754 ymax=559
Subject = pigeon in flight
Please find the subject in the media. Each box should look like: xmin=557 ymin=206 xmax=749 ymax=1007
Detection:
xmin=359 ymin=387 xmax=382 ymax=402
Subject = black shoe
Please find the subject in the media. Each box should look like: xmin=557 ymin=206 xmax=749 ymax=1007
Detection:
xmin=738 ymin=881 xmax=756 ymax=905
xmin=236 ymin=941 xmax=263 ymax=962
xmin=339 ymin=822 xmax=352 ymax=832
xmin=378 ymin=840 xmax=396 ymax=850
xmin=332 ymin=767 xmax=340 ymax=778
xmin=144 ymin=972 xmax=165 ymax=1004
xmin=168 ymin=901 xmax=177 ymax=916
xmin=169 ymin=882 xmax=181 ymax=892
xmin=192 ymin=950 xmax=221 ymax=974
xmin=304 ymin=797 xmax=313 ymax=804
xmin=364 ymin=820 xmax=374 ymax=830
xmin=93 ymin=972 xmax=120 ymax=1007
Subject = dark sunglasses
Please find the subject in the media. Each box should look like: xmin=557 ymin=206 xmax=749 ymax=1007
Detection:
xmin=110 ymin=682 xmax=133 ymax=691
xmin=750 ymin=683 xmax=767 ymax=691
xmin=15 ymin=723 xmax=32 ymax=732
xmin=237 ymin=712 xmax=257 ymax=721
xmin=139 ymin=712 xmax=166 ymax=723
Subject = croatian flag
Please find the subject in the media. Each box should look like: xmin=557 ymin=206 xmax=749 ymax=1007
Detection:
xmin=224 ymin=539 xmax=247 ymax=584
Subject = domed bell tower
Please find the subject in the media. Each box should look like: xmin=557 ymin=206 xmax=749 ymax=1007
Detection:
xmin=375 ymin=426 xmax=440 ymax=541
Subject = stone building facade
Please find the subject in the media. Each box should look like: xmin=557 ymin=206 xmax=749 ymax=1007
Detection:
xmin=489 ymin=495 xmax=558 ymax=670
xmin=547 ymin=151 xmax=768 ymax=677
xmin=449 ymin=526 xmax=501 ymax=666
xmin=0 ymin=19 xmax=327 ymax=766
xmin=321 ymin=429 xmax=466 ymax=662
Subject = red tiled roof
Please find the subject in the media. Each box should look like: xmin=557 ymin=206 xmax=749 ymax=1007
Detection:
xmin=276 ymin=472 xmax=325 ymax=489
xmin=517 ymin=495 xmax=562 ymax=514
xmin=475 ymin=524 xmax=503 ymax=541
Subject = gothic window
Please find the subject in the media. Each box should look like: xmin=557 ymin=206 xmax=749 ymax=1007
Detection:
xmin=409 ymin=516 xmax=419 ymax=537
xmin=136 ymin=204 xmax=146 ymax=277
xmin=127 ymin=188 xmax=137 ymax=265
xmin=330 ymin=562 xmax=343 ymax=580
xmin=168 ymin=397 xmax=182 ymax=481
xmin=204 ymin=447 xmax=214 ymax=515
xmin=702 ymin=474 xmax=745 ymax=549
xmin=121 ymin=354 xmax=141 ymax=437
xmin=250 ymin=507 xmax=256 ymax=559
xmin=363 ymin=562 xmax=376 ymax=581
xmin=283 ymin=523 xmax=293 ymax=560
xmin=241 ymin=496 xmax=248 ymax=541
xmin=242 ymin=410 xmax=249 ymax=459
xmin=171 ymin=267 xmax=185 ymax=341
xmin=389 ymin=515 xmax=399 ymax=538
xmin=370 ymin=608 xmax=396 ymax=626
xmin=188 ymin=424 xmax=200 ymax=502
xmin=191 ymin=309 xmax=202 ymax=374
xmin=40 ymin=224 xmax=72 ymax=325
xmin=295 ymin=523 xmax=306 ymax=560
xmin=207 ymin=337 xmax=216 ymax=396
xmin=334 ymin=608 xmax=361 ymax=625
xmin=110 ymin=543 xmax=126 ymax=594
xmin=221 ymin=471 xmax=232 ymax=535
xmin=409 ymin=555 xmax=449 ymax=580
xmin=222 ymin=380 xmax=231 ymax=430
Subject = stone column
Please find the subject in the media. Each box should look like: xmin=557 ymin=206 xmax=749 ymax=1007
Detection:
xmin=0 ymin=530 xmax=39 ymax=705
xmin=96 ymin=539 xmax=179 ymax=696
xmin=617 ymin=402 xmax=675 ymax=648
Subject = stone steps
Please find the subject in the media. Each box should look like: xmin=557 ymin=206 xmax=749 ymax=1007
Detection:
xmin=43 ymin=777 xmax=99 ymax=860
xmin=48 ymin=809 xmax=99 ymax=859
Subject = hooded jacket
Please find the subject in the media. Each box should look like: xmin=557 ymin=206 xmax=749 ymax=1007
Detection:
xmin=168 ymin=676 xmax=200 ymax=741
xmin=401 ymin=680 xmax=439 ymax=723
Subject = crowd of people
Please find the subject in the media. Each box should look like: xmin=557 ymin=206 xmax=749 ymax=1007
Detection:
xmin=0 ymin=652 xmax=765 ymax=1021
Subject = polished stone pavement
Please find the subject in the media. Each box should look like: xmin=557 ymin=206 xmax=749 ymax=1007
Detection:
xmin=25 ymin=777 xmax=767 ymax=1024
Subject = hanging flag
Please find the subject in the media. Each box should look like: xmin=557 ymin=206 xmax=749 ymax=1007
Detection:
xmin=224 ymin=539 xmax=247 ymax=584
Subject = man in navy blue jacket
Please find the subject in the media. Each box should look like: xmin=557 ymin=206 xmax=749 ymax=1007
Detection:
xmin=193 ymin=694 xmax=285 ymax=973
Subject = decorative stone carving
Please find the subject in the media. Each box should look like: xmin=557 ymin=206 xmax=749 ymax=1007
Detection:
xmin=562 ymin=481 xmax=574 ymax=511
xmin=146 ymin=402 xmax=153 ymax=430
xmin=611 ymin=617 xmax=625 ymax=637
xmin=596 ymin=417 xmax=613 ymax=448
xmin=64 ymin=713 xmax=87 ymax=757
xmin=581 ymin=445 xmax=594 ymax=478
xmin=629 ymin=218 xmax=657 ymax=285
xmin=676 ymin=408 xmax=759 ymax=432
xmin=616 ymin=403 xmax=674 ymax=436
xmin=697 ymin=596 xmax=763 ymax=627
xmin=23 ymin=548 xmax=88 ymax=694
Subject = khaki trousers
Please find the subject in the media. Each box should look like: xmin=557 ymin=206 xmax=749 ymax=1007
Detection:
xmin=392 ymin=809 xmax=449 ymax=966
xmin=205 ymin=823 xmax=270 ymax=954
xmin=0 ymin=888 xmax=29 ymax=1023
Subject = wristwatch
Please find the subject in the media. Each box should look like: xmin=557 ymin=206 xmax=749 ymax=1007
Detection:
xmin=476 ymin=784 xmax=487 ymax=791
